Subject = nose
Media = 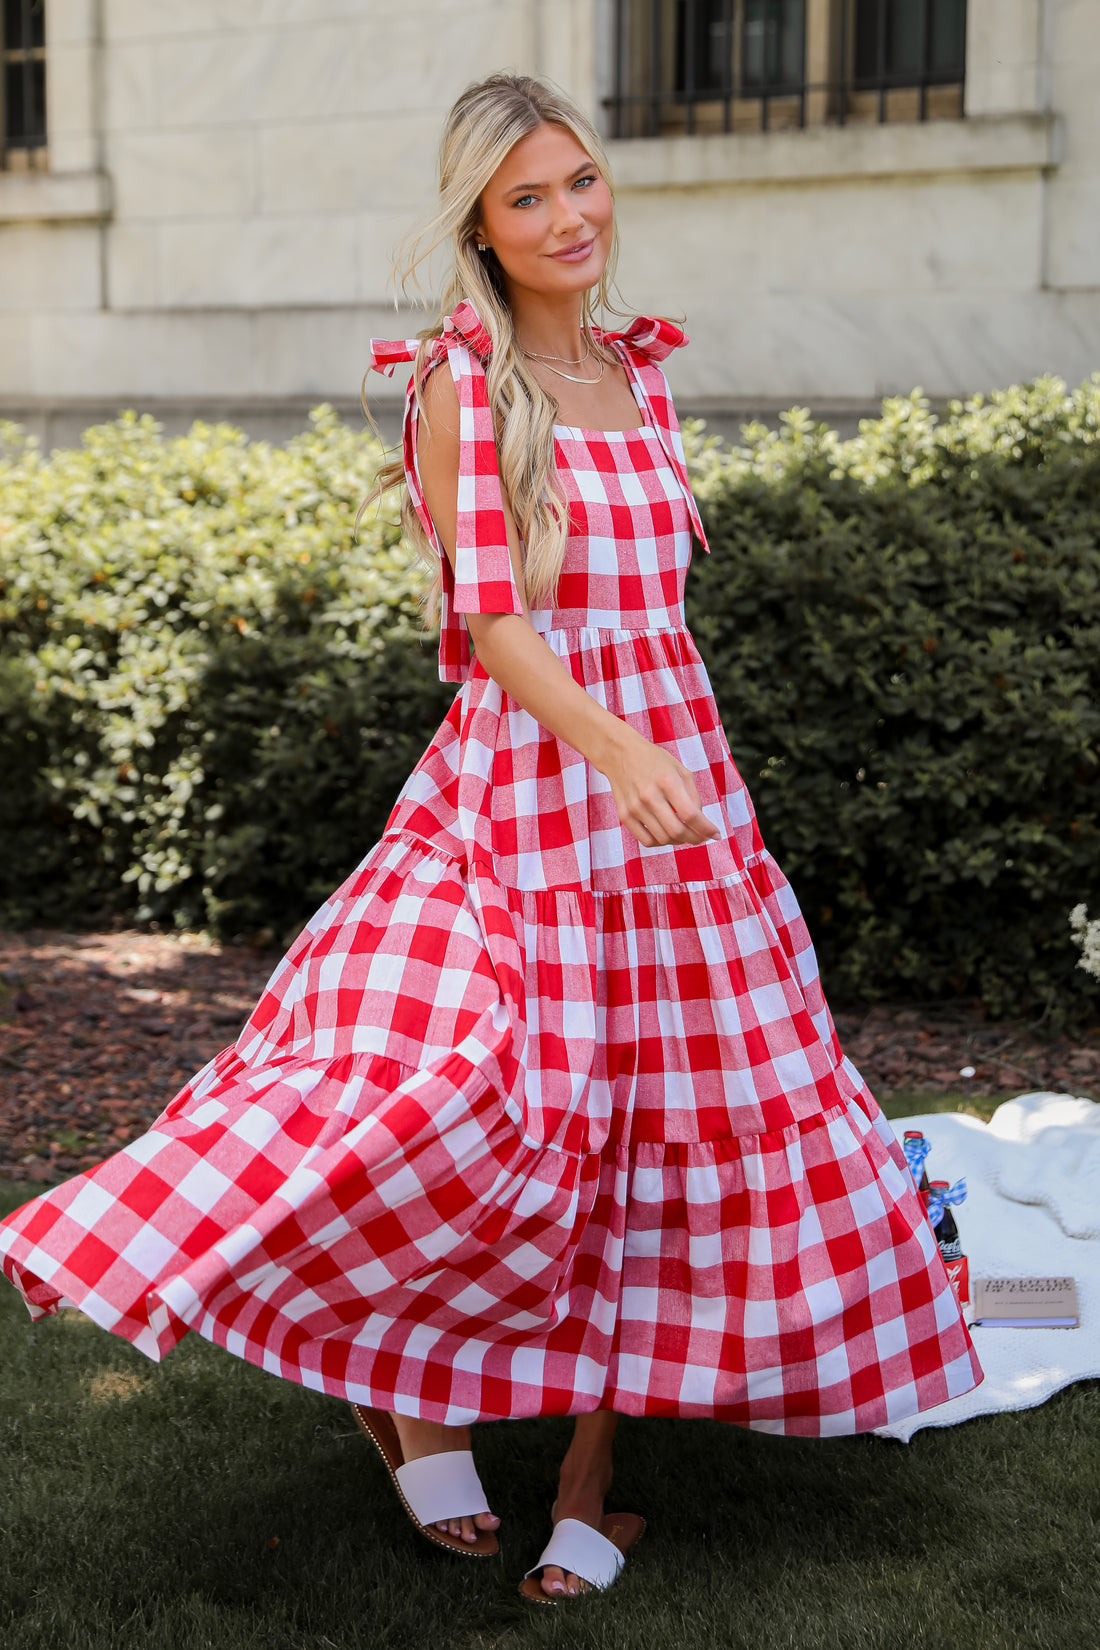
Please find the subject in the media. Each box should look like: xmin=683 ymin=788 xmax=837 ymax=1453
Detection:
xmin=551 ymin=191 xmax=586 ymax=240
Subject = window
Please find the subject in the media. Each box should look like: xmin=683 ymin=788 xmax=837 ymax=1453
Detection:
xmin=608 ymin=0 xmax=967 ymax=138
xmin=2 ymin=0 xmax=47 ymax=172
xmin=741 ymin=1 xmax=807 ymax=93
xmin=851 ymin=0 xmax=966 ymax=122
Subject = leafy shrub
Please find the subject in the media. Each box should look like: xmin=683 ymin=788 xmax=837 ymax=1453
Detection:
xmin=683 ymin=375 xmax=1100 ymax=1023
xmin=0 ymin=408 xmax=452 ymax=939
xmin=2 ymin=377 xmax=1098 ymax=1022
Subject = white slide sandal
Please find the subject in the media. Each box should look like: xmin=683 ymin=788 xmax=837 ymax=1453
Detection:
xmin=349 ymin=1402 xmax=498 ymax=1558
xmin=519 ymin=1512 xmax=646 ymax=1602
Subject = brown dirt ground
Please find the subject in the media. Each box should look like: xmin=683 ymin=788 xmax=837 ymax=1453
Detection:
xmin=1 ymin=926 xmax=1099 ymax=1186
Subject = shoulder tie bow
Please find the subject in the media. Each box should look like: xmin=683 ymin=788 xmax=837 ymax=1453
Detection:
xmin=592 ymin=314 xmax=688 ymax=364
xmin=367 ymin=301 xmax=494 ymax=380
xmin=368 ymin=305 xmax=687 ymax=378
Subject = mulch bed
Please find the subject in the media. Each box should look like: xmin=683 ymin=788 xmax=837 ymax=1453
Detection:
xmin=834 ymin=1000 xmax=1100 ymax=1103
xmin=0 ymin=929 xmax=275 ymax=1185
xmin=2 ymin=926 xmax=1099 ymax=1186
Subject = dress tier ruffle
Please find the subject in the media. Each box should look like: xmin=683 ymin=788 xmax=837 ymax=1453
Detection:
xmin=0 ymin=305 xmax=982 ymax=1433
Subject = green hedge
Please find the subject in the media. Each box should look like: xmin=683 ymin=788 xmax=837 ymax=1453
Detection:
xmin=1 ymin=379 xmax=1098 ymax=1021
xmin=0 ymin=409 xmax=454 ymax=939
xmin=684 ymin=378 xmax=1100 ymax=1023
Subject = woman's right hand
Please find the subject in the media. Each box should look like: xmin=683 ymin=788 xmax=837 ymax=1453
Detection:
xmin=601 ymin=726 xmax=721 ymax=848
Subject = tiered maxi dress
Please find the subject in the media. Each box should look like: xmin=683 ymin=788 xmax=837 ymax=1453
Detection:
xmin=0 ymin=303 xmax=983 ymax=1436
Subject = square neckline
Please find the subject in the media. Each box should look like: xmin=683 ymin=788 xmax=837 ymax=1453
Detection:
xmin=552 ymin=421 xmax=657 ymax=439
xmin=552 ymin=349 xmax=655 ymax=440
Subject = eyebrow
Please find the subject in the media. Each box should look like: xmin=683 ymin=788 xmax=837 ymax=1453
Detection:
xmin=504 ymin=163 xmax=594 ymax=196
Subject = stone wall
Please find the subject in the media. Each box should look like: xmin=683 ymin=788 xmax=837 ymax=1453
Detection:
xmin=0 ymin=0 xmax=1096 ymax=445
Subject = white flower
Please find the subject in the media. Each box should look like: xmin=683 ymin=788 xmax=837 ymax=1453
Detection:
xmin=1069 ymin=904 xmax=1100 ymax=980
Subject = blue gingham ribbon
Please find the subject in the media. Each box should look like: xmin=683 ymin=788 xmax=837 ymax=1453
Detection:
xmin=903 ymin=1133 xmax=932 ymax=1189
xmin=924 ymin=1177 xmax=967 ymax=1230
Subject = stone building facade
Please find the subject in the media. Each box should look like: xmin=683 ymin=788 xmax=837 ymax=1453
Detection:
xmin=0 ymin=0 xmax=1097 ymax=447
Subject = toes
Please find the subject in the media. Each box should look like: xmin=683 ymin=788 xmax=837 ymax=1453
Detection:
xmin=433 ymin=1512 xmax=497 ymax=1544
xmin=538 ymin=1565 xmax=588 ymax=1598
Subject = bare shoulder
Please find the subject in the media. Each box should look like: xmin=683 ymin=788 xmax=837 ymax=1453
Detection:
xmin=417 ymin=357 xmax=460 ymax=460
xmin=415 ymin=357 xmax=461 ymax=569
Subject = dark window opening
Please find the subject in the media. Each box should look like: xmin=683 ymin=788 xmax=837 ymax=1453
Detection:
xmin=609 ymin=0 xmax=967 ymax=139
xmin=675 ymin=0 xmax=728 ymax=98
xmin=672 ymin=0 xmax=806 ymax=99
xmin=741 ymin=0 xmax=807 ymax=92
xmin=2 ymin=0 xmax=47 ymax=168
xmin=854 ymin=0 xmax=967 ymax=90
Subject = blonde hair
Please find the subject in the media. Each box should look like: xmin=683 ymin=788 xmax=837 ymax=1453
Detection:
xmin=362 ymin=73 xmax=629 ymax=617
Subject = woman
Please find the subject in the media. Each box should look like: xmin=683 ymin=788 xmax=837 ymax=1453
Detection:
xmin=0 ymin=74 xmax=982 ymax=1603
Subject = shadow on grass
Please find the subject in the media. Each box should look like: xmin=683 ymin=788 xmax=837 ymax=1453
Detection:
xmin=1 ymin=1180 xmax=1096 ymax=1650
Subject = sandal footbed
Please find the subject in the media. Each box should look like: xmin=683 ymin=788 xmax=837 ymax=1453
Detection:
xmin=349 ymin=1402 xmax=499 ymax=1558
xmin=519 ymin=1511 xmax=645 ymax=1602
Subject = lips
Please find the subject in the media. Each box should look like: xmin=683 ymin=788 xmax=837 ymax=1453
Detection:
xmin=550 ymin=238 xmax=595 ymax=263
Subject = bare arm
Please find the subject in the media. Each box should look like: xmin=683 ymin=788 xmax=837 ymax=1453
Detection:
xmin=416 ymin=364 xmax=718 ymax=849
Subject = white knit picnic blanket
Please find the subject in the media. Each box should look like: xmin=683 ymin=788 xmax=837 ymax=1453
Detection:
xmin=875 ymin=1092 xmax=1100 ymax=1443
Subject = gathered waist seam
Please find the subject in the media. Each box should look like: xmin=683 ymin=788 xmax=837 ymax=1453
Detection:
xmin=527 ymin=620 xmax=691 ymax=638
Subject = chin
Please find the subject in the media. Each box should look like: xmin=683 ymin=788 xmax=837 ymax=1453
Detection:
xmin=544 ymin=255 xmax=609 ymax=292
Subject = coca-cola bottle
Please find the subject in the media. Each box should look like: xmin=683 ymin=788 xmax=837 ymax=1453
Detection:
xmin=903 ymin=1130 xmax=931 ymax=1194
xmin=927 ymin=1179 xmax=964 ymax=1262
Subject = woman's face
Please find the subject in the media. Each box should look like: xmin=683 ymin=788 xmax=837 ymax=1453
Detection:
xmin=475 ymin=122 xmax=614 ymax=299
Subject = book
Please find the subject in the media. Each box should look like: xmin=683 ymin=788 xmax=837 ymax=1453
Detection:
xmin=971 ymin=1276 xmax=1079 ymax=1328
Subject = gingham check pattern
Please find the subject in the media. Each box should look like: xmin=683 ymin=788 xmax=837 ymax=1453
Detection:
xmin=0 ymin=305 xmax=982 ymax=1433
xmin=369 ymin=301 xmax=709 ymax=683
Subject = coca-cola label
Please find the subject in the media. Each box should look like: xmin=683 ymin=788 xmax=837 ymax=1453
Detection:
xmin=943 ymin=1255 xmax=970 ymax=1313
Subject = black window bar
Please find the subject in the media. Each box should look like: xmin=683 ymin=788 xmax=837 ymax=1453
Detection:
xmin=850 ymin=0 xmax=967 ymax=123
xmin=609 ymin=0 xmax=967 ymax=140
xmin=2 ymin=0 xmax=47 ymax=169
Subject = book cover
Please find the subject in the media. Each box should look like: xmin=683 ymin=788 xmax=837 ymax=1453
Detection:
xmin=972 ymin=1276 xmax=1079 ymax=1328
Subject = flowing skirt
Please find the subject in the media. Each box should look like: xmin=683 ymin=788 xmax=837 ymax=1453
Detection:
xmin=0 ymin=828 xmax=982 ymax=1434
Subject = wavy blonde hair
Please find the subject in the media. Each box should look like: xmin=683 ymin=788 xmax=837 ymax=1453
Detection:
xmin=362 ymin=73 xmax=629 ymax=616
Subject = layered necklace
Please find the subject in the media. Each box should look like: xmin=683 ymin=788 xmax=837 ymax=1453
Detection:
xmin=520 ymin=335 xmax=605 ymax=385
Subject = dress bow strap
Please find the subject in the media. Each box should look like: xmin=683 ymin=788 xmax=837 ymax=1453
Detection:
xmin=367 ymin=302 xmax=523 ymax=685
xmin=594 ymin=316 xmax=707 ymax=555
xmin=593 ymin=314 xmax=688 ymax=364
xmin=366 ymin=335 xmax=420 ymax=378
xmin=366 ymin=299 xmax=493 ymax=380
xmin=442 ymin=300 xmax=495 ymax=361
xmin=367 ymin=307 xmax=683 ymax=379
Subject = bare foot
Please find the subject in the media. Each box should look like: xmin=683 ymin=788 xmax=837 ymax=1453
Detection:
xmin=538 ymin=1411 xmax=617 ymax=1599
xmin=390 ymin=1413 xmax=500 ymax=1546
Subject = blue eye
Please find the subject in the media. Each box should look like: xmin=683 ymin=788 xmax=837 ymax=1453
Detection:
xmin=575 ymin=174 xmax=597 ymax=189
xmin=514 ymin=194 xmax=536 ymax=208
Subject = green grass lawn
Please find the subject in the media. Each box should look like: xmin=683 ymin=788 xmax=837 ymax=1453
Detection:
xmin=873 ymin=1089 xmax=1005 ymax=1126
xmin=2 ymin=1092 xmax=1097 ymax=1650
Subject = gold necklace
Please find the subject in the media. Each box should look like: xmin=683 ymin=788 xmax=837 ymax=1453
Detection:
xmin=521 ymin=339 xmax=591 ymax=365
xmin=525 ymin=351 xmax=606 ymax=386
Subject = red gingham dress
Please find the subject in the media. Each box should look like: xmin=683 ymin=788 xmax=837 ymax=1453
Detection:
xmin=0 ymin=303 xmax=982 ymax=1435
